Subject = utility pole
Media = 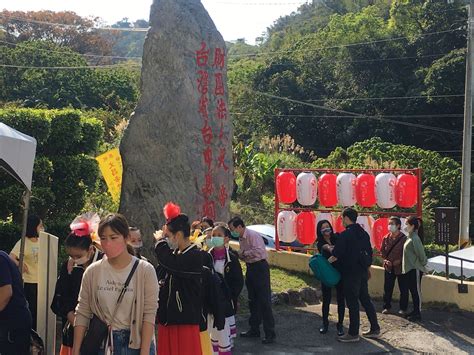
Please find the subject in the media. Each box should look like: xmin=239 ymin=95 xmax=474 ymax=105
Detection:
xmin=460 ymin=0 xmax=474 ymax=249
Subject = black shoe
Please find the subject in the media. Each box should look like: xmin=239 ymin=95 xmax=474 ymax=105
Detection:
xmin=319 ymin=324 xmax=329 ymax=334
xmin=240 ymin=329 xmax=260 ymax=338
xmin=407 ymin=313 xmax=421 ymax=322
xmin=262 ymin=333 xmax=276 ymax=344
xmin=337 ymin=323 xmax=344 ymax=337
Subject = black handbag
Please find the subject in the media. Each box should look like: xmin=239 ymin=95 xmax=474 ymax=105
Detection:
xmin=80 ymin=259 xmax=139 ymax=355
xmin=62 ymin=321 xmax=74 ymax=348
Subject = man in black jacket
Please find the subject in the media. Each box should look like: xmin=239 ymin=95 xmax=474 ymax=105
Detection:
xmin=330 ymin=208 xmax=381 ymax=342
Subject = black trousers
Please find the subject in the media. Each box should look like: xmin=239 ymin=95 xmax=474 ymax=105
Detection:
xmin=321 ymin=280 xmax=345 ymax=326
xmin=406 ymin=269 xmax=423 ymax=316
xmin=383 ymin=271 xmax=409 ymax=311
xmin=246 ymin=260 xmax=275 ymax=336
xmin=343 ymin=271 xmax=379 ymax=336
xmin=24 ymin=283 xmax=37 ymax=331
xmin=0 ymin=327 xmax=30 ymax=355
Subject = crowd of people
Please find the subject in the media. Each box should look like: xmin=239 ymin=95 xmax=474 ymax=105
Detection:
xmin=0 ymin=203 xmax=429 ymax=354
xmin=316 ymin=208 xmax=428 ymax=342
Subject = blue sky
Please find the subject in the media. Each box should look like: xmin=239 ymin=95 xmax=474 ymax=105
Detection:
xmin=2 ymin=0 xmax=308 ymax=44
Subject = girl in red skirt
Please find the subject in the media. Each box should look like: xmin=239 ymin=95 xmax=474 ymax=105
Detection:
xmin=154 ymin=203 xmax=204 ymax=355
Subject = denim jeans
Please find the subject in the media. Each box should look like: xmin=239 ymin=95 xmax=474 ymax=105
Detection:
xmin=98 ymin=329 xmax=156 ymax=355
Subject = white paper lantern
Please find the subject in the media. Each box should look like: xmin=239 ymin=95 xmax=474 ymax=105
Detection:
xmin=297 ymin=172 xmax=317 ymax=206
xmin=277 ymin=210 xmax=297 ymax=243
xmin=337 ymin=173 xmax=356 ymax=207
xmin=375 ymin=173 xmax=397 ymax=209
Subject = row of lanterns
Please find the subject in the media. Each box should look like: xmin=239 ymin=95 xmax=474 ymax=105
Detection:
xmin=276 ymin=171 xmax=418 ymax=209
xmin=277 ymin=210 xmax=406 ymax=251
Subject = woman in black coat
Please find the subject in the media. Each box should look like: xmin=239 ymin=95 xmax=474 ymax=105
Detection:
xmin=51 ymin=231 xmax=102 ymax=354
xmin=316 ymin=219 xmax=345 ymax=336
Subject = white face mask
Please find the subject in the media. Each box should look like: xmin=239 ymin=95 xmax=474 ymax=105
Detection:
xmin=389 ymin=225 xmax=399 ymax=233
xmin=73 ymin=254 xmax=90 ymax=266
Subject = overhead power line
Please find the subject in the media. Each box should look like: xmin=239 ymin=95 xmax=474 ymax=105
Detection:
xmin=305 ymin=94 xmax=465 ymax=102
xmin=214 ymin=1 xmax=307 ymax=5
xmin=0 ymin=63 xmax=141 ymax=70
xmin=251 ymin=89 xmax=463 ymax=135
xmin=0 ymin=39 xmax=142 ymax=61
xmin=0 ymin=14 xmax=149 ymax=32
xmin=229 ymin=28 xmax=464 ymax=58
xmin=231 ymin=112 xmax=464 ymax=118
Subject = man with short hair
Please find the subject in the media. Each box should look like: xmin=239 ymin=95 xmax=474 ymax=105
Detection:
xmin=330 ymin=208 xmax=380 ymax=342
xmin=228 ymin=216 xmax=276 ymax=344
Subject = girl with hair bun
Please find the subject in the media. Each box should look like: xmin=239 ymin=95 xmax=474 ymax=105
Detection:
xmin=402 ymin=216 xmax=428 ymax=322
xmin=154 ymin=202 xmax=204 ymax=355
xmin=51 ymin=213 xmax=104 ymax=355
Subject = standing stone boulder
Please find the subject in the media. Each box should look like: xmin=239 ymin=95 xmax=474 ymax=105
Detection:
xmin=119 ymin=0 xmax=233 ymax=257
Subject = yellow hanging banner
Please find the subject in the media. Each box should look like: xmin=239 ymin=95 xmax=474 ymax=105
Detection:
xmin=96 ymin=148 xmax=122 ymax=202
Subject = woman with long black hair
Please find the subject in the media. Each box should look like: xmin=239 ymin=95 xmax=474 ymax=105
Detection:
xmin=154 ymin=202 xmax=204 ymax=355
xmin=316 ymin=219 xmax=345 ymax=336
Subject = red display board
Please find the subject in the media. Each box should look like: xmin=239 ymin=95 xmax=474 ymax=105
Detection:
xmin=274 ymin=168 xmax=423 ymax=252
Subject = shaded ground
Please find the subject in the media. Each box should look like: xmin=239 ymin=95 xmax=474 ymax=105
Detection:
xmin=233 ymin=302 xmax=474 ymax=354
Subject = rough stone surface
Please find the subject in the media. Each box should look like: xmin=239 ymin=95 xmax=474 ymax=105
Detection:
xmin=299 ymin=287 xmax=320 ymax=305
xmin=119 ymin=0 xmax=233 ymax=258
xmin=287 ymin=289 xmax=305 ymax=307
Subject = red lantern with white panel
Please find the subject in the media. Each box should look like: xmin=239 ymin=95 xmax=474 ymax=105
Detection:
xmin=318 ymin=173 xmax=338 ymax=207
xmin=277 ymin=211 xmax=297 ymax=243
xmin=334 ymin=214 xmax=345 ymax=233
xmin=276 ymin=171 xmax=297 ymax=204
xmin=375 ymin=173 xmax=397 ymax=209
xmin=372 ymin=218 xmax=389 ymax=251
xmin=395 ymin=174 xmax=418 ymax=208
xmin=337 ymin=173 xmax=356 ymax=207
xmin=356 ymin=173 xmax=376 ymax=207
xmin=296 ymin=211 xmax=316 ymax=245
xmin=296 ymin=172 xmax=317 ymax=206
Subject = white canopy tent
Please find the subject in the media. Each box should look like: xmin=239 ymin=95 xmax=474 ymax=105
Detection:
xmin=0 ymin=122 xmax=37 ymax=274
xmin=427 ymin=246 xmax=474 ymax=278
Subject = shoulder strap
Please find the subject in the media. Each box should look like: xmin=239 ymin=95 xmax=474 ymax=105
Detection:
xmin=386 ymin=235 xmax=404 ymax=259
xmin=109 ymin=259 xmax=140 ymax=324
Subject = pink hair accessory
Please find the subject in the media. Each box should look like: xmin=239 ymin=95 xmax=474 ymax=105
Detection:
xmin=70 ymin=212 xmax=100 ymax=238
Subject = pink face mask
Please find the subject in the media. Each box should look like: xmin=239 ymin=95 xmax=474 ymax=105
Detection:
xmin=101 ymin=240 xmax=126 ymax=259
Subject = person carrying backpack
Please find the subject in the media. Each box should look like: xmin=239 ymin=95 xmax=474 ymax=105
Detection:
xmin=329 ymin=208 xmax=380 ymax=343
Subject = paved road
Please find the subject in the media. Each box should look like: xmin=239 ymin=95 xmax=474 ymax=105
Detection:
xmin=233 ymin=303 xmax=474 ymax=354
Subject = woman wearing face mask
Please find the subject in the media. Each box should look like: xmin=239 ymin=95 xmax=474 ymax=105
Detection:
xmin=129 ymin=227 xmax=149 ymax=262
xmin=381 ymin=217 xmax=408 ymax=316
xmin=72 ymin=213 xmax=159 ymax=355
xmin=51 ymin=219 xmax=103 ymax=355
xmin=154 ymin=202 xmax=204 ymax=355
xmin=9 ymin=214 xmax=44 ymax=331
xmin=316 ymin=220 xmax=345 ymax=336
xmin=207 ymin=226 xmax=244 ymax=354
xmin=402 ymin=217 xmax=427 ymax=322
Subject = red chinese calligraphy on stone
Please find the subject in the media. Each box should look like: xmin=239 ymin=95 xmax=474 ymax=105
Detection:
xmin=218 ymin=184 xmax=228 ymax=207
xmin=217 ymin=147 xmax=229 ymax=171
xmin=199 ymin=95 xmax=209 ymax=119
xmin=203 ymin=147 xmax=212 ymax=171
xmin=216 ymin=98 xmax=227 ymax=120
xmin=196 ymin=42 xmax=210 ymax=67
xmin=201 ymin=172 xmax=214 ymax=197
xmin=201 ymin=121 xmax=213 ymax=145
xmin=218 ymin=123 xmax=224 ymax=140
xmin=212 ymin=48 xmax=225 ymax=69
xmin=214 ymin=73 xmax=225 ymax=96
xmin=203 ymin=200 xmax=216 ymax=220
xmin=197 ymin=70 xmax=209 ymax=95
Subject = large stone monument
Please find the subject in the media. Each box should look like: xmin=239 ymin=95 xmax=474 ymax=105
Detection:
xmin=119 ymin=0 xmax=233 ymax=253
